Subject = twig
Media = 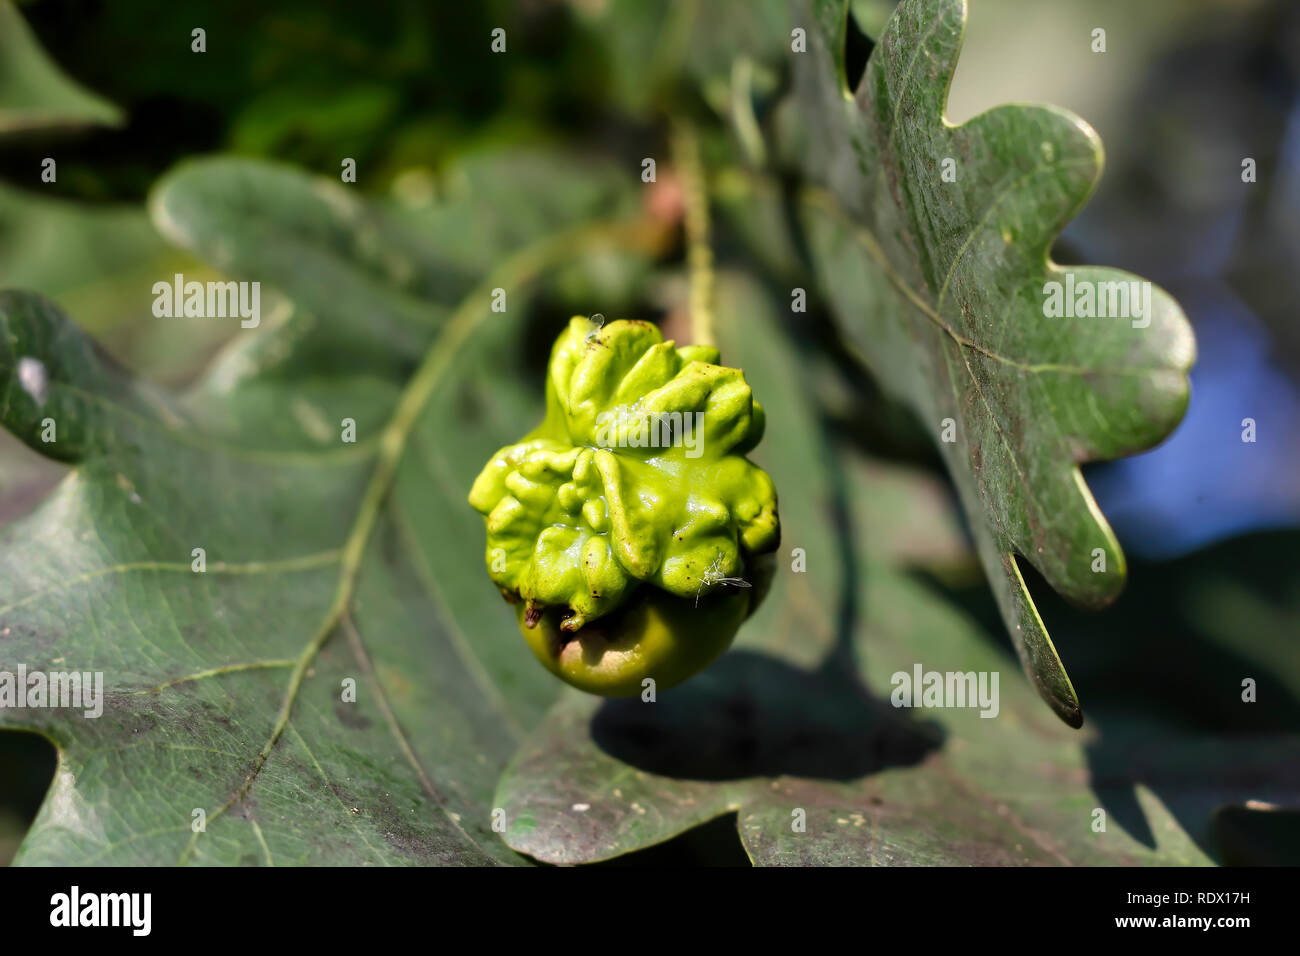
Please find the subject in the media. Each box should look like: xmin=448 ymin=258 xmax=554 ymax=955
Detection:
xmin=671 ymin=120 xmax=716 ymax=347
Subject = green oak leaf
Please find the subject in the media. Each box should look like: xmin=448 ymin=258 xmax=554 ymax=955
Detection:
xmin=0 ymin=150 xmax=657 ymax=864
xmin=493 ymin=272 xmax=1294 ymax=866
xmin=780 ymin=0 xmax=1195 ymax=725
xmin=0 ymin=1 xmax=121 ymax=133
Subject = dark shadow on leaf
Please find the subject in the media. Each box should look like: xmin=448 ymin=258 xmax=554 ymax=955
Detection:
xmin=588 ymin=812 xmax=752 ymax=867
xmin=842 ymin=6 xmax=874 ymax=93
xmin=591 ymin=649 xmax=943 ymax=782
xmin=0 ymin=729 xmax=58 ymax=865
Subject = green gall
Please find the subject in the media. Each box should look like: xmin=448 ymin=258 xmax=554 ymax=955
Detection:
xmin=468 ymin=316 xmax=780 ymax=695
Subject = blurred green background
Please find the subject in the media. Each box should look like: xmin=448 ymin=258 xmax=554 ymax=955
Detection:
xmin=1 ymin=0 xmax=1297 ymax=864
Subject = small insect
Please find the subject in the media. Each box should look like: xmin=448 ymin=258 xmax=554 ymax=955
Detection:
xmin=584 ymin=312 xmax=606 ymax=343
xmin=695 ymin=552 xmax=751 ymax=607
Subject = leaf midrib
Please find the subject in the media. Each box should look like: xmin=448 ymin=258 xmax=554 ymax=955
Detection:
xmin=177 ymin=217 xmax=657 ymax=864
xmin=802 ymin=187 xmax=1162 ymax=377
